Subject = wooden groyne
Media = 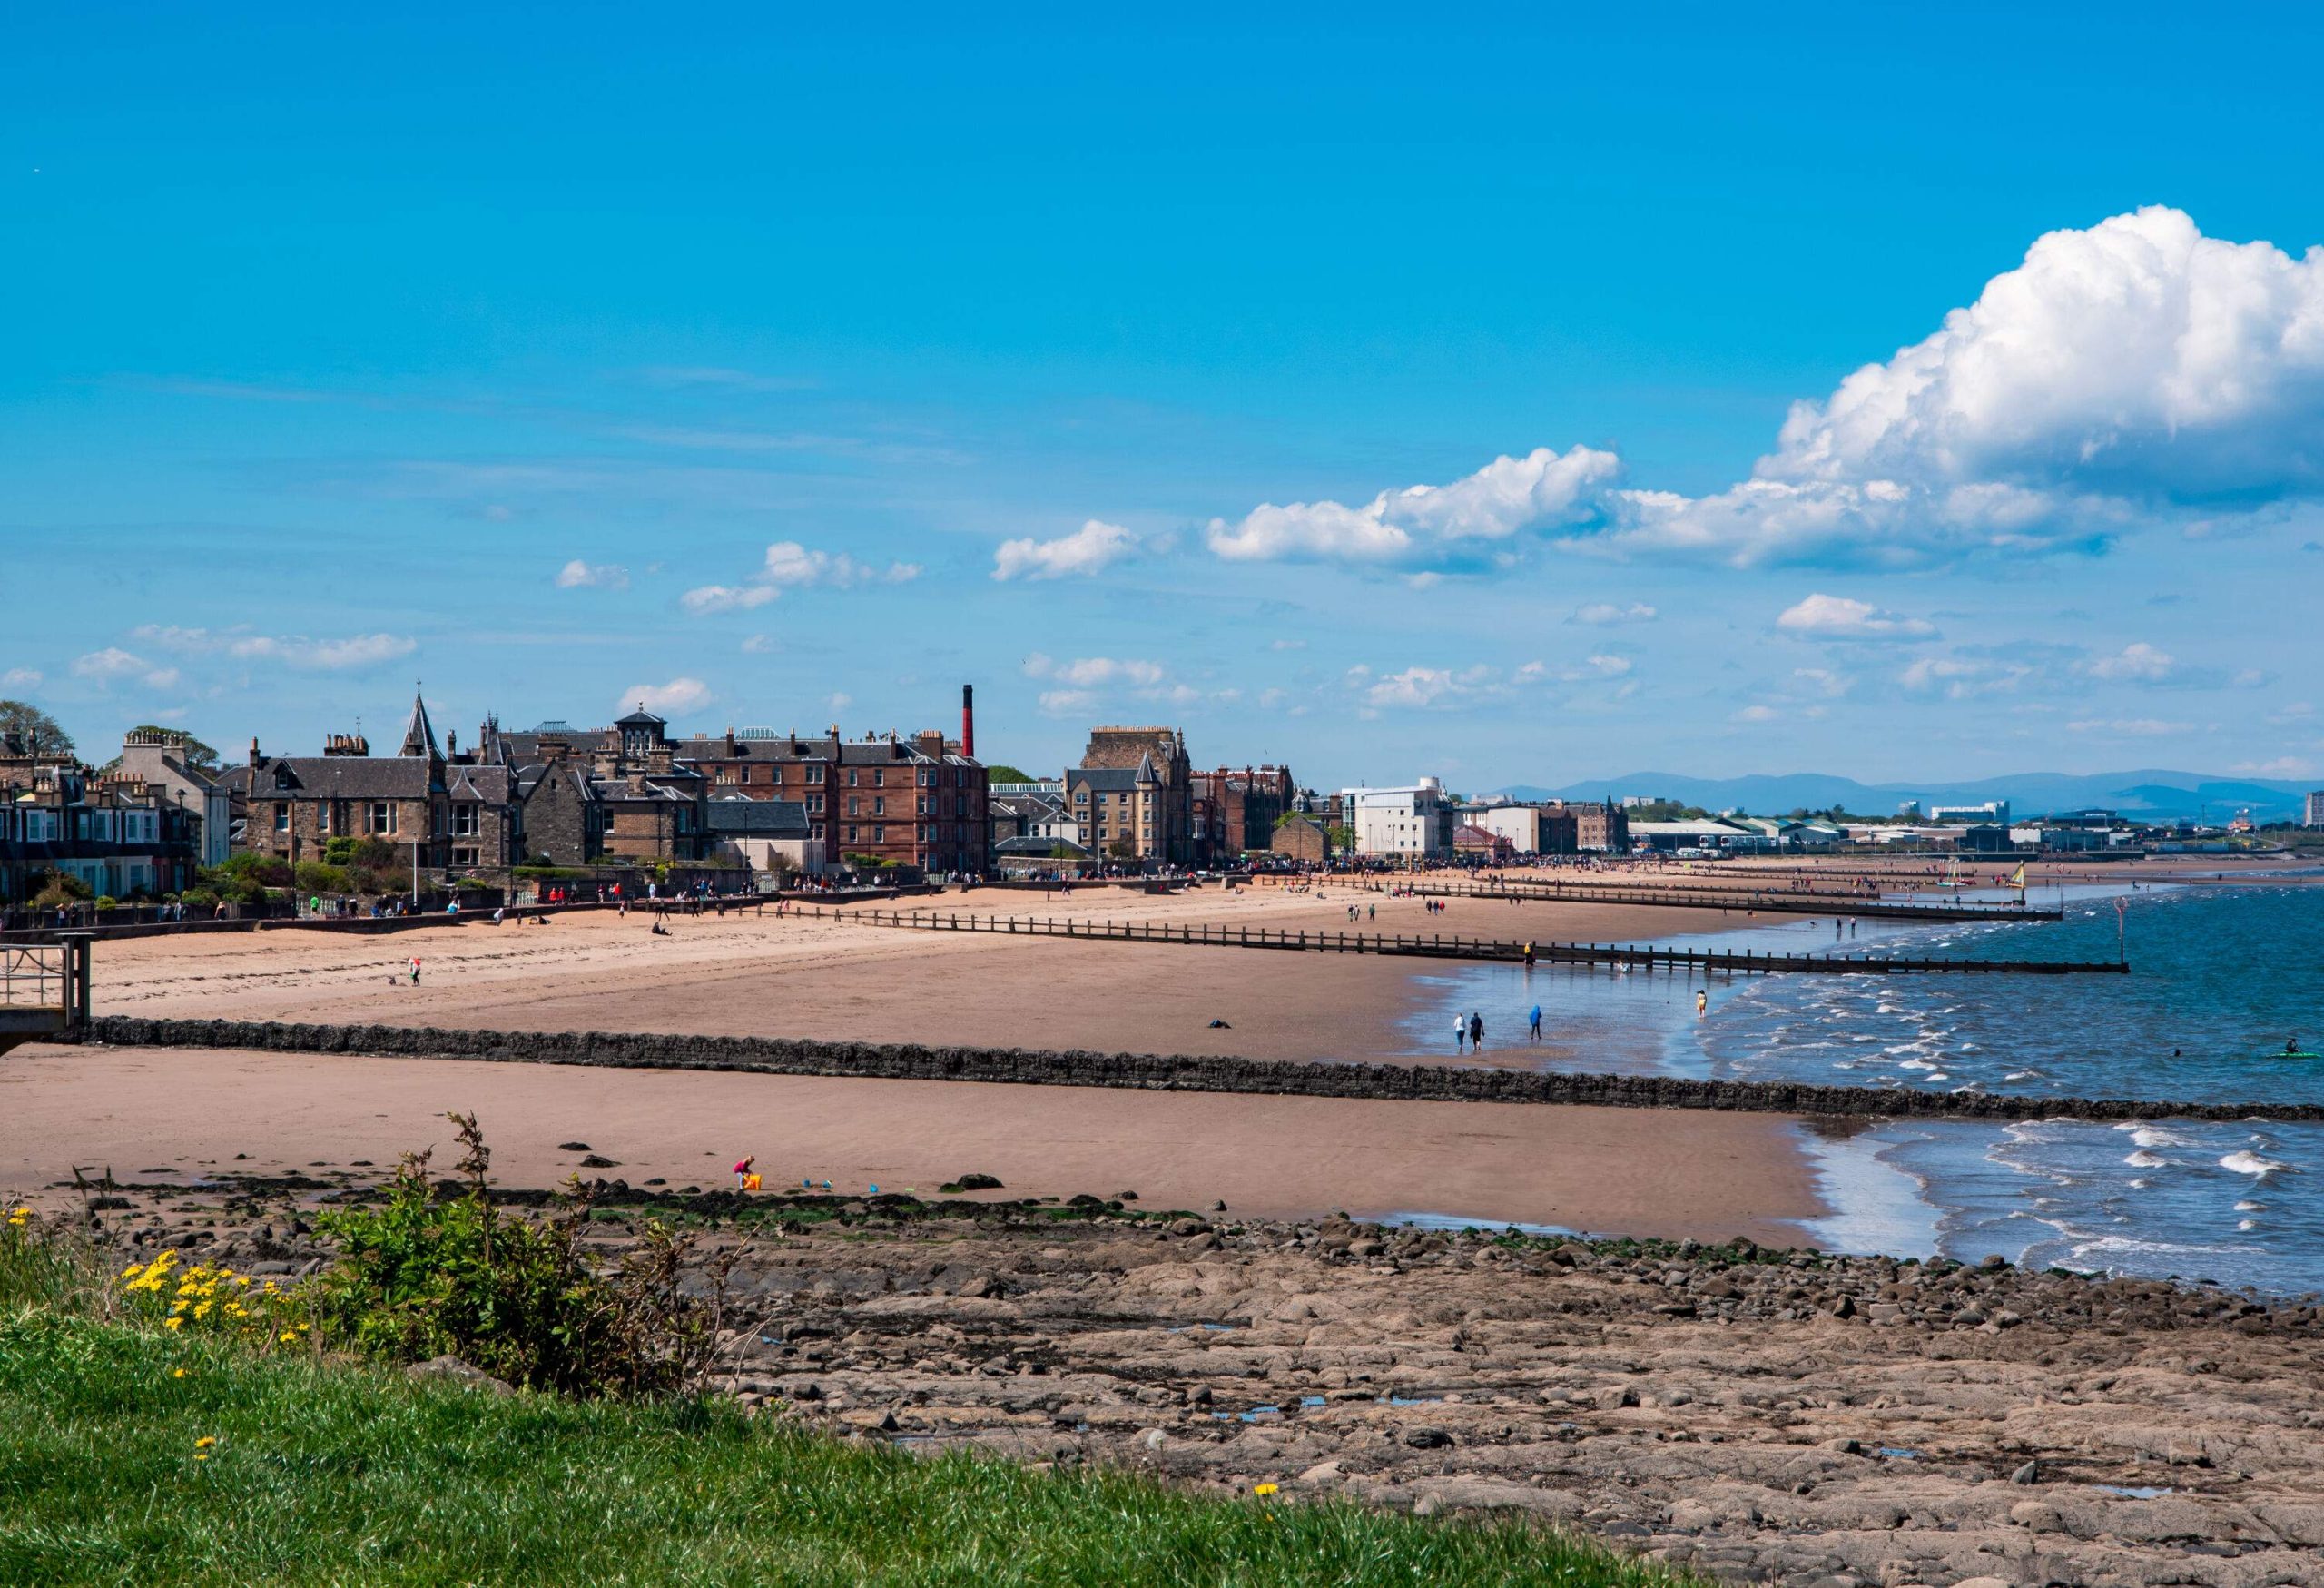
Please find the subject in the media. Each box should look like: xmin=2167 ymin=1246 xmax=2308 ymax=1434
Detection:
xmin=74 ymin=1017 xmax=2295 ymax=1124
xmin=806 ymin=906 xmax=2125 ymax=976
xmin=1342 ymin=876 xmax=2059 ymax=923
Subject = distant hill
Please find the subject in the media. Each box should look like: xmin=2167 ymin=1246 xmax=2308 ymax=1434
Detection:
xmin=1490 ymin=768 xmax=2316 ymax=823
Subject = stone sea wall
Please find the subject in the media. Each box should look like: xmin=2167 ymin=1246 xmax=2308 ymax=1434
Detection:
xmin=78 ymin=1016 xmax=2324 ymax=1124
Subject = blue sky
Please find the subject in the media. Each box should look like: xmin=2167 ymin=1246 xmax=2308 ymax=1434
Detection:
xmin=7 ymin=4 xmax=2324 ymax=789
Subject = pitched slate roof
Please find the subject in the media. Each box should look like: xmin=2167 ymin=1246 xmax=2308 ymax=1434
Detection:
xmin=222 ymin=757 xmax=439 ymax=801
xmin=399 ymin=691 xmax=440 ymax=759
xmin=705 ymin=798 xmax=810 ymax=836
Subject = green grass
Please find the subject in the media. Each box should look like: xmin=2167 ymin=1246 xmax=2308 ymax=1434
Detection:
xmin=0 ymin=1310 xmax=1682 ymax=1587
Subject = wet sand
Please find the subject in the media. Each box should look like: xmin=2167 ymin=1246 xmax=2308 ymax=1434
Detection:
xmin=0 ymin=1043 xmax=1819 ymax=1243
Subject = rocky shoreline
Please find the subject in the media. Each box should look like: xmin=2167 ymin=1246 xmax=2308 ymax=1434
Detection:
xmin=76 ymin=1017 xmax=2324 ymax=1125
xmin=62 ymin=1169 xmax=2324 ymax=1588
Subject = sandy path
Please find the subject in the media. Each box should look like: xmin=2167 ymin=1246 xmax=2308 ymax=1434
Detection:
xmin=0 ymin=1043 xmax=1818 ymax=1243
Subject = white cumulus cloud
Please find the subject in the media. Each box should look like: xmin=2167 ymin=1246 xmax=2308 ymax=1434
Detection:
xmin=992 ymin=519 xmax=1139 ymax=581
xmin=682 ymin=541 xmax=919 ymax=614
xmin=2083 ymin=641 xmax=2176 ymax=682
xmin=1776 ymin=593 xmax=1936 ymax=639
xmin=0 ymin=668 xmax=40 ymax=688
xmin=1206 ymin=446 xmax=1621 ymax=566
xmin=1022 ymin=653 xmax=1167 ymax=688
xmin=618 ymin=677 xmax=712 ymax=716
xmin=680 ymin=583 xmax=780 ymax=614
xmin=556 ymin=559 xmax=631 ymax=589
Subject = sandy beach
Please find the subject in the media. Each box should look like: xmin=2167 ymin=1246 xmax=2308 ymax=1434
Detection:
xmin=79 ymin=881 xmax=1751 ymax=1064
xmin=0 ymin=1041 xmax=1819 ymax=1242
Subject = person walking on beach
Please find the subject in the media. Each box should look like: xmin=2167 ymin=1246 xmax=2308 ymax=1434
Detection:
xmin=1469 ymin=1011 xmax=1483 ymax=1050
xmin=1529 ymin=1003 xmax=1542 ymax=1042
xmin=1696 ymin=988 xmax=1708 ymax=1015
xmin=409 ymin=956 xmax=421 ymax=986
xmin=1453 ymin=1014 xmax=1467 ymax=1053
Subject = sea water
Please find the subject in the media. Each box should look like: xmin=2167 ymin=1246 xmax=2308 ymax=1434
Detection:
xmin=1403 ymin=878 xmax=2324 ymax=1294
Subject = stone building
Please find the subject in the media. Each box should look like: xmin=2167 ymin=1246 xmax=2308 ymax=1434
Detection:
xmin=673 ymin=716 xmax=989 ymax=876
xmin=1068 ymin=725 xmax=1194 ymax=865
xmin=222 ymin=693 xmax=456 ymax=870
xmin=1191 ymin=764 xmax=1295 ymax=865
xmin=1268 ymin=812 xmax=1328 ymax=865
xmin=478 ymin=710 xmax=706 ymax=866
xmin=1549 ymin=798 xmax=1630 ymax=853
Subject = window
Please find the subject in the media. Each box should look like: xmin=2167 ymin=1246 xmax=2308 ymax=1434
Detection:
xmin=848 ymin=796 xmax=860 ymax=817
xmin=451 ymin=846 xmax=478 ymax=867
xmin=845 ymin=825 xmax=858 ymax=843
xmin=369 ymin=803 xmax=396 ymax=835
xmin=451 ymin=804 xmax=478 ymax=837
xmin=872 ymin=796 xmax=884 ymax=816
xmin=274 ymin=804 xmax=290 ymax=833
xmin=847 ymin=769 xmax=859 ymax=787
xmin=810 ymin=823 xmax=824 ymax=840
xmin=1075 ymin=790 xmax=1088 ymax=804
xmin=807 ymin=765 xmax=825 ymax=784
xmin=873 ymin=768 xmax=885 ymax=787
xmin=916 ymin=796 xmax=931 ymax=815
xmin=317 ymin=804 xmax=331 ymax=833
xmin=807 ymin=794 xmax=823 ymax=814
xmin=872 ymin=825 xmax=885 ymax=843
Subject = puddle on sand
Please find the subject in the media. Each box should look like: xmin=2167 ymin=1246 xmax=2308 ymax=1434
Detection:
xmin=2096 ymin=1484 xmax=2175 ymax=1499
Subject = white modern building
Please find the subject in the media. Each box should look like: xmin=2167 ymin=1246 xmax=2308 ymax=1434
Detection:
xmin=1344 ymin=779 xmax=1452 ymax=857
xmin=2305 ymin=790 xmax=2324 ymax=829
xmin=1925 ymin=799 xmax=2011 ymax=827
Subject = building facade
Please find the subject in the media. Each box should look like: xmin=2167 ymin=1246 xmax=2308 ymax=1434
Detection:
xmin=1069 ymin=726 xmax=1195 ymax=865
xmin=1190 ymin=764 xmax=1295 ymax=865
xmin=673 ymin=717 xmax=988 ymax=875
xmin=1346 ymin=780 xmax=1452 ymax=858
xmin=2306 ymin=790 xmax=2324 ymax=829
xmin=222 ymin=695 xmax=457 ymax=871
xmin=113 ymin=730 xmax=233 ymax=867
xmin=1 ymin=757 xmax=203 ymax=905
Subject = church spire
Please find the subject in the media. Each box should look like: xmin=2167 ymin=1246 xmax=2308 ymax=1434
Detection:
xmin=399 ymin=682 xmax=440 ymax=759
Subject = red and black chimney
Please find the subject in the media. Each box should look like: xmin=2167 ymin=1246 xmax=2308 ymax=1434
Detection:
xmin=961 ymin=684 xmax=975 ymax=760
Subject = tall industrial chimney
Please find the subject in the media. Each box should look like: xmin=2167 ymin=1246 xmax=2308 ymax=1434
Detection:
xmin=961 ymin=684 xmax=975 ymax=760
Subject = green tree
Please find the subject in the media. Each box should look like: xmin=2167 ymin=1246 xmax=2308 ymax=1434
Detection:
xmin=0 ymin=700 xmax=73 ymax=756
xmin=983 ymin=764 xmax=1035 ymax=784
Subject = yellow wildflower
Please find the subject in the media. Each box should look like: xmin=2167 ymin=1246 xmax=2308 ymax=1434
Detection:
xmin=279 ymin=1331 xmax=299 ymax=1344
xmin=172 ymin=1368 xmax=189 ymax=1379
xmin=1254 ymin=1483 xmax=1279 ymax=1497
xmin=193 ymin=1453 xmax=209 ymax=1463
xmin=194 ymin=1436 xmax=216 ymax=1449
xmin=162 ymin=1317 xmax=183 ymax=1331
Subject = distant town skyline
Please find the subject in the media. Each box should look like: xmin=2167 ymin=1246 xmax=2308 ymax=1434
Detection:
xmin=9 ymin=6 xmax=2324 ymax=789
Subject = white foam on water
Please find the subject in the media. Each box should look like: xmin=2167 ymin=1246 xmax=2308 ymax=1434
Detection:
xmin=2130 ymin=1127 xmax=2190 ymax=1149
xmin=1796 ymin=1125 xmax=1939 ymax=1260
xmin=2221 ymin=1151 xmax=2285 ymax=1177
xmin=2123 ymin=1150 xmax=2165 ymax=1169
xmin=2239 ymin=1218 xmax=2259 ymax=1231
xmin=2234 ymin=1199 xmax=2263 ymax=1212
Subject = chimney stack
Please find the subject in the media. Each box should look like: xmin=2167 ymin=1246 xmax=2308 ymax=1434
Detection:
xmin=961 ymin=683 xmax=975 ymax=760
